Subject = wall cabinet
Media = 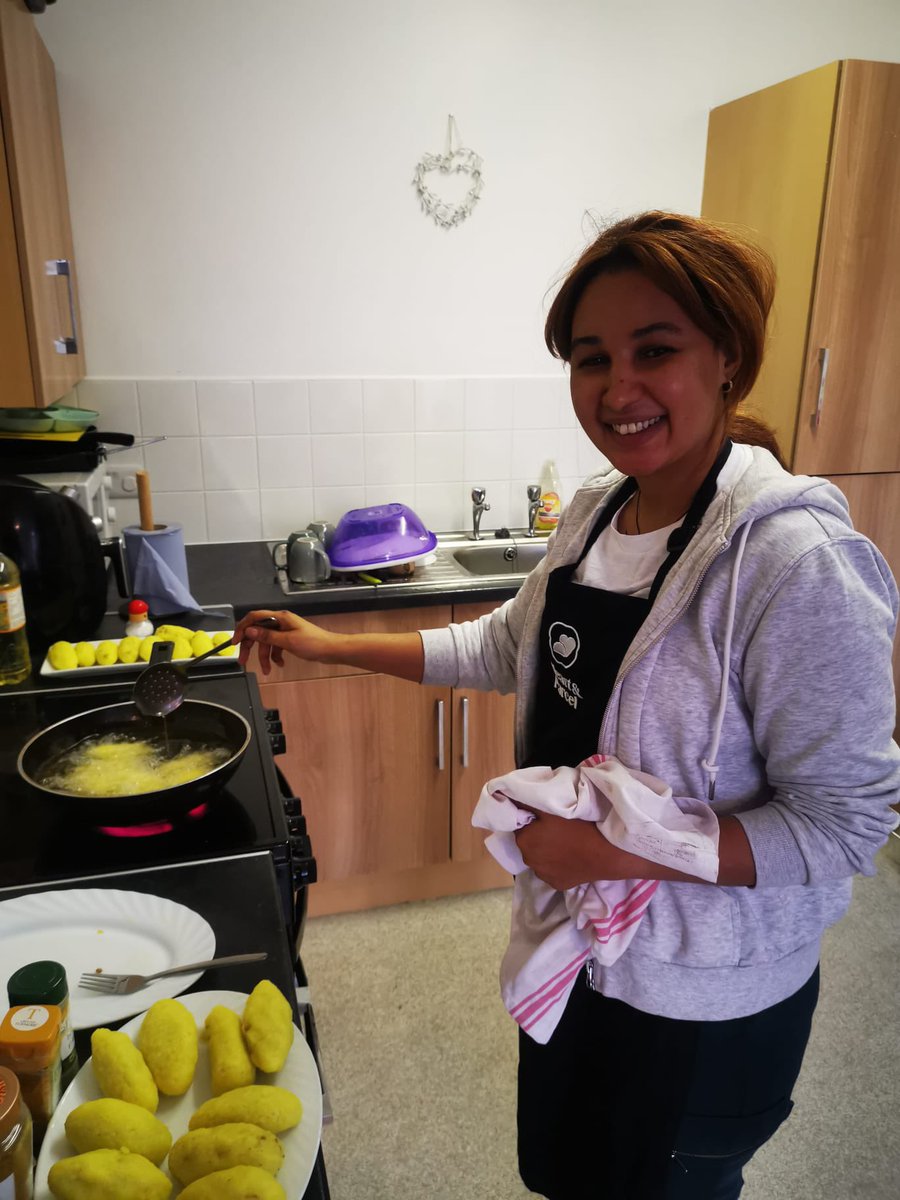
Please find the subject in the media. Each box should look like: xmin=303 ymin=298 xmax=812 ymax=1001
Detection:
xmin=701 ymin=59 xmax=900 ymax=475
xmin=252 ymin=603 xmax=515 ymax=916
xmin=701 ymin=59 xmax=900 ymax=714
xmin=0 ymin=0 xmax=84 ymax=407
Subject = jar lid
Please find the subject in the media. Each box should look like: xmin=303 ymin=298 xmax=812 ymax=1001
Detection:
xmin=128 ymin=598 xmax=149 ymax=616
xmin=0 ymin=1067 xmax=22 ymax=1142
xmin=7 ymin=959 xmax=69 ymax=1007
xmin=0 ymin=1005 xmax=61 ymax=1059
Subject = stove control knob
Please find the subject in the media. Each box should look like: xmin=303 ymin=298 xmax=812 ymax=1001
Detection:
xmin=266 ymin=718 xmax=284 ymax=736
xmin=269 ymin=732 xmax=287 ymax=756
xmin=290 ymin=833 xmax=312 ymax=859
xmin=283 ymin=796 xmax=302 ymax=817
xmin=288 ymin=814 xmax=307 ymax=837
xmin=264 ymin=708 xmax=281 ymax=723
xmin=292 ymin=857 xmax=318 ymax=886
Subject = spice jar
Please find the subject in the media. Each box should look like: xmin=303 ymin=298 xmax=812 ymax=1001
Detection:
xmin=0 ymin=1005 xmax=61 ymax=1154
xmin=7 ymin=961 xmax=79 ymax=1093
xmin=0 ymin=1067 xmax=33 ymax=1199
xmin=125 ymin=598 xmax=154 ymax=638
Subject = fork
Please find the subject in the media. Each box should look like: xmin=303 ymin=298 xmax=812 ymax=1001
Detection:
xmin=78 ymin=952 xmax=268 ymax=995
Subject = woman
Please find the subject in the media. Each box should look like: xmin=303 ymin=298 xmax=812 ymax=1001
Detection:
xmin=236 ymin=212 xmax=900 ymax=1199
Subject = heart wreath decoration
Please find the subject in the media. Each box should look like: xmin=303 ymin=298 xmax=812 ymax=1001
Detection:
xmin=413 ymin=116 xmax=484 ymax=229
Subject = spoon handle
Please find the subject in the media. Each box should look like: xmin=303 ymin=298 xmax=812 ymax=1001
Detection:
xmin=190 ymin=616 xmax=281 ymax=667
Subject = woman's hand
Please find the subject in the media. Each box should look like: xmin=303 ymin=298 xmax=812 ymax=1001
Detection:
xmin=234 ymin=609 xmax=337 ymax=675
xmin=514 ymin=807 xmax=627 ymax=891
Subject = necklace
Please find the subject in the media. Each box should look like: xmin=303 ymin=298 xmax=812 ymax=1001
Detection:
xmin=634 ymin=490 xmax=641 ymax=535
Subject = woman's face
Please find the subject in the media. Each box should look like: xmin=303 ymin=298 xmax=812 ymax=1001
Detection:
xmin=568 ymin=269 xmax=737 ymax=486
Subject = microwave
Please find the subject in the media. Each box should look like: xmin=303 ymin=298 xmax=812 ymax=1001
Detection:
xmin=21 ymin=462 xmax=116 ymax=539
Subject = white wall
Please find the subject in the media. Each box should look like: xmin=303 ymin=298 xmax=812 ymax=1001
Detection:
xmin=42 ymin=0 xmax=900 ymax=378
xmin=37 ymin=1 xmax=900 ymax=542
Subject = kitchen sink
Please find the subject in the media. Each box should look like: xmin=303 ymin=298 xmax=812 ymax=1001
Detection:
xmin=451 ymin=540 xmax=548 ymax=576
xmin=270 ymin=530 xmax=550 ymax=599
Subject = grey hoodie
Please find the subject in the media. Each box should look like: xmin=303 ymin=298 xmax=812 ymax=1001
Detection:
xmin=421 ymin=447 xmax=900 ymax=1019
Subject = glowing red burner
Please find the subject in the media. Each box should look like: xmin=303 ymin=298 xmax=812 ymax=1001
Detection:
xmin=98 ymin=803 xmax=209 ymax=838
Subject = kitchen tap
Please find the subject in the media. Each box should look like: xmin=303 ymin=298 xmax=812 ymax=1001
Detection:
xmin=526 ymin=484 xmax=541 ymax=537
xmin=470 ymin=487 xmax=490 ymax=540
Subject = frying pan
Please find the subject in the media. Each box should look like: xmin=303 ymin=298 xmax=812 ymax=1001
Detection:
xmin=17 ymin=700 xmax=251 ymax=823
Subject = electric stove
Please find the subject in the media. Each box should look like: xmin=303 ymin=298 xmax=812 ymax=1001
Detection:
xmin=0 ymin=669 xmax=316 ymax=947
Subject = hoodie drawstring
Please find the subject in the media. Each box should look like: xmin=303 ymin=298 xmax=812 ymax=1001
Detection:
xmin=701 ymin=519 xmax=754 ymax=803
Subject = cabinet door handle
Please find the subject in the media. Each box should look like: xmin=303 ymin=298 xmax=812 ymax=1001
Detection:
xmin=461 ymin=696 xmax=470 ymax=768
xmin=45 ymin=258 xmax=80 ymax=355
xmin=813 ymin=347 xmax=829 ymax=428
xmin=436 ymin=699 xmax=445 ymax=771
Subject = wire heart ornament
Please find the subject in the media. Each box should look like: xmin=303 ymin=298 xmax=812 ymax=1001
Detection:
xmin=413 ymin=116 xmax=484 ymax=229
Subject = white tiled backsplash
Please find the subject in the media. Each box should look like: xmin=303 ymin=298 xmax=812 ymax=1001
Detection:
xmin=75 ymin=377 xmax=606 ymax=544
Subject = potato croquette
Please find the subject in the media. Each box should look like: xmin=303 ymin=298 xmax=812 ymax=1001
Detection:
xmin=188 ymin=1085 xmax=302 ymax=1133
xmin=90 ymin=1028 xmax=158 ymax=1112
xmin=47 ymin=1147 xmax=171 ymax=1200
xmin=168 ymin=1123 xmax=284 ymax=1185
xmin=204 ymin=1005 xmax=255 ymax=1095
xmin=177 ymin=1165 xmax=286 ymax=1200
xmin=65 ymin=1098 xmax=172 ymax=1165
xmin=241 ymin=980 xmax=294 ymax=1073
xmin=138 ymin=998 xmax=198 ymax=1095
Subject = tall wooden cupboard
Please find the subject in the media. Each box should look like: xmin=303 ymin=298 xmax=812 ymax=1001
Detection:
xmin=701 ymin=59 xmax=900 ymax=693
xmin=0 ymin=0 xmax=84 ymax=406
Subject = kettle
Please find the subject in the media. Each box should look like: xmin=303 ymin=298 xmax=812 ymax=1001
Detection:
xmin=271 ymin=530 xmax=330 ymax=585
xmin=0 ymin=475 xmax=130 ymax=654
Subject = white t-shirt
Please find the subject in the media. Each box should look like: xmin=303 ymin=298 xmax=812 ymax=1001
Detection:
xmin=571 ymin=442 xmax=752 ymax=598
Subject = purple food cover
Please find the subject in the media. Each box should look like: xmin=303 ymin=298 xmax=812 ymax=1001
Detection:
xmin=329 ymin=503 xmax=437 ymax=569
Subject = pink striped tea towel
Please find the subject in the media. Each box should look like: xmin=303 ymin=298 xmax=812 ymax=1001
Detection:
xmin=472 ymin=754 xmax=720 ymax=1043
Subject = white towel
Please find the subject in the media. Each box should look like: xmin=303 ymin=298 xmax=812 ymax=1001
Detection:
xmin=472 ymin=754 xmax=720 ymax=1043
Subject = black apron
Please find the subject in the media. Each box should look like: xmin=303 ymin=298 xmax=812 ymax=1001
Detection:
xmin=523 ymin=439 xmax=733 ymax=772
xmin=516 ymin=441 xmax=815 ymax=1198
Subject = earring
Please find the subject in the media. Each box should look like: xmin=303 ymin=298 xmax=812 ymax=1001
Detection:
xmin=722 ymin=380 xmax=733 ymax=394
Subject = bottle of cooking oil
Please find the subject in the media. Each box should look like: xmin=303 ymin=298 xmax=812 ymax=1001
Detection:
xmin=0 ymin=552 xmax=31 ymax=686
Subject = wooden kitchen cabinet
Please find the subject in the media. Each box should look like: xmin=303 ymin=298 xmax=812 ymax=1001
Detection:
xmin=0 ymin=0 xmax=85 ymax=406
xmin=702 ymin=59 xmax=900 ymax=714
xmin=701 ymin=59 xmax=900 ymax=475
xmin=252 ymin=602 xmax=515 ymax=915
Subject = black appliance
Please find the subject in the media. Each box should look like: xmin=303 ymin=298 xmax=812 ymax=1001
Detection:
xmin=0 ymin=668 xmax=316 ymax=952
xmin=0 ymin=475 xmax=129 ymax=655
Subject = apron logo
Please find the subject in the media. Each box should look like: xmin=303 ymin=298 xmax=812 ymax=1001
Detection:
xmin=549 ymin=622 xmax=580 ymax=669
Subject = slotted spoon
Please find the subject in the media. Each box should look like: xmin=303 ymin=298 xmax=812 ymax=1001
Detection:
xmin=133 ymin=616 xmax=280 ymax=718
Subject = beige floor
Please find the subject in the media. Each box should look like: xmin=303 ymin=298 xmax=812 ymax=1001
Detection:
xmin=301 ymin=840 xmax=900 ymax=1199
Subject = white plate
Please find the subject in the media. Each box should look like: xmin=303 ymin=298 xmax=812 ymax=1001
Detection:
xmin=39 ymin=632 xmax=238 ymax=679
xmin=0 ymin=889 xmax=215 ymax=1030
xmin=34 ymin=989 xmax=323 ymax=1200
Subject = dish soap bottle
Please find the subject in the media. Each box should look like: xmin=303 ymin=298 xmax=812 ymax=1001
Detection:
xmin=0 ymin=552 xmax=31 ymax=686
xmin=534 ymin=459 xmax=562 ymax=532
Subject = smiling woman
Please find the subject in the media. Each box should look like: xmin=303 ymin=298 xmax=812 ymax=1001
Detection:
xmin=235 ymin=211 xmax=900 ymax=1200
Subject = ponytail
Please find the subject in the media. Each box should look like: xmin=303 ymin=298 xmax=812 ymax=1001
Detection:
xmin=726 ymin=409 xmax=786 ymax=469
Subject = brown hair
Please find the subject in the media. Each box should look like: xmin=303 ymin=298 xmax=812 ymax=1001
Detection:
xmin=545 ymin=211 xmax=785 ymax=465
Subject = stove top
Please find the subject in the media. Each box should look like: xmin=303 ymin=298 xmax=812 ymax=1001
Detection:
xmin=0 ymin=670 xmax=293 ymax=892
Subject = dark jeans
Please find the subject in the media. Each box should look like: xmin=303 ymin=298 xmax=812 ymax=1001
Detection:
xmin=517 ymin=966 xmax=820 ymax=1200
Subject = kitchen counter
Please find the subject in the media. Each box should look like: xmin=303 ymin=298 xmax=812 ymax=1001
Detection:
xmin=3 ymin=852 xmax=330 ymax=1199
xmin=107 ymin=537 xmax=540 ymax=621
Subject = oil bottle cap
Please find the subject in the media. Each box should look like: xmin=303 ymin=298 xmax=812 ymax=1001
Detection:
xmin=0 ymin=1067 xmax=23 ymax=1141
xmin=7 ymin=960 xmax=69 ymax=1008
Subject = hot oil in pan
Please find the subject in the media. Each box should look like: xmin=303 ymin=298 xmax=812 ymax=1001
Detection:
xmin=37 ymin=731 xmax=231 ymax=797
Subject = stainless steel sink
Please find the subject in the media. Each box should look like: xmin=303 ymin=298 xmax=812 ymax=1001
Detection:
xmin=451 ymin=541 xmax=548 ymax=576
xmin=270 ymin=530 xmax=550 ymax=598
